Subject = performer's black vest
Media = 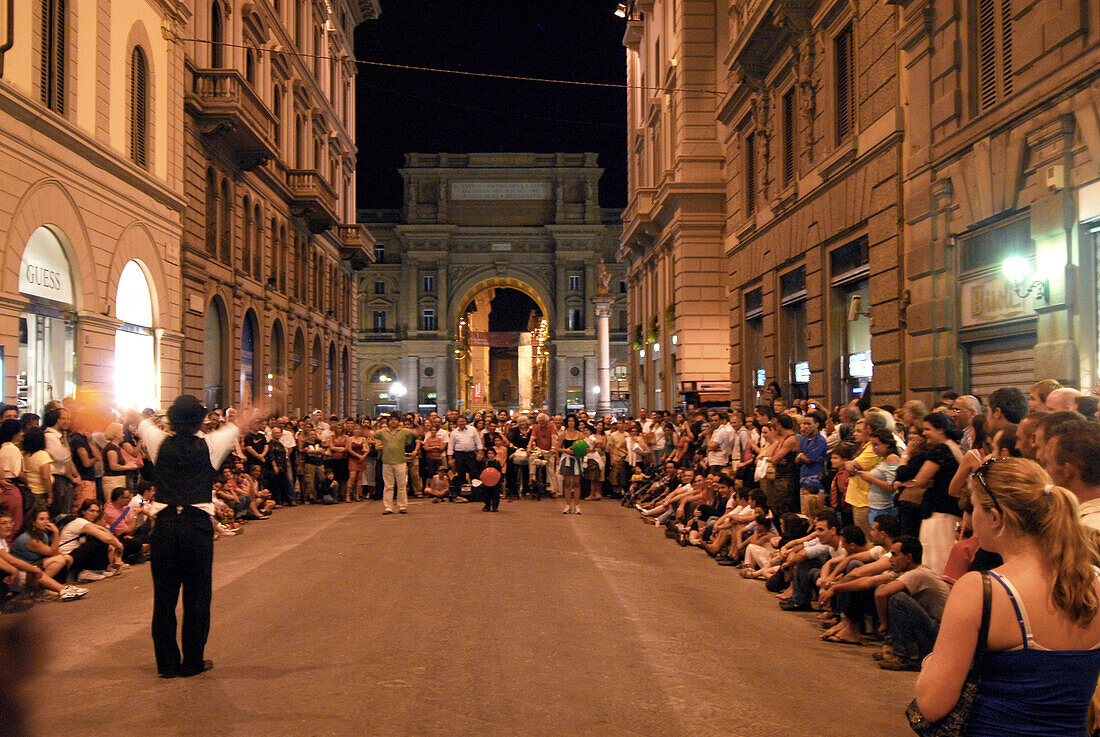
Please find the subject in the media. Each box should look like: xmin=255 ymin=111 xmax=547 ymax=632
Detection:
xmin=154 ymin=433 xmax=217 ymax=507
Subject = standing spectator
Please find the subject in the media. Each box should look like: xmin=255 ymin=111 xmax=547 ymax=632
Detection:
xmin=896 ymin=412 xmax=962 ymax=574
xmin=1046 ymin=387 xmax=1083 ymax=412
xmin=68 ymin=414 xmax=99 ymax=511
xmin=20 ymin=427 xmax=52 ymax=510
xmin=377 ymin=415 xmax=417 ymax=515
xmin=987 ymin=387 xmax=1028 ymax=434
xmin=1044 ymin=420 xmax=1100 ymax=532
xmin=844 ymin=415 xmax=882 ymax=535
xmin=0 ymin=419 xmax=24 ymax=485
xmin=704 ymin=410 xmax=733 ymax=475
xmin=101 ymin=423 xmax=139 ymax=496
xmin=855 ymin=428 xmax=901 ymax=525
xmin=605 ymin=420 xmax=630 ymax=498
xmin=950 ymin=395 xmax=981 ymax=451
xmin=770 ymin=415 xmax=802 ymax=516
xmin=506 ymin=414 xmax=532 ymax=498
xmin=447 ymin=415 xmax=483 ymax=495
xmin=796 ymin=410 xmax=828 ymax=515
xmin=242 ymin=420 xmax=269 ymax=474
xmin=1016 ymin=411 xmax=1047 ymax=462
xmin=873 ymin=535 xmax=950 ymax=670
xmin=346 ymin=423 xmax=367 ymax=503
xmin=42 ymin=407 xmax=78 ymax=519
xmin=1028 ymin=378 xmax=1061 ymax=412
xmin=915 ymin=458 xmax=1100 ymax=733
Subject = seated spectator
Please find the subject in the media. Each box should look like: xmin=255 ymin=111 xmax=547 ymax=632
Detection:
xmin=0 ymin=510 xmax=86 ymax=605
xmin=102 ymin=486 xmax=152 ymax=563
xmin=873 ymin=536 xmax=950 ymax=670
xmin=59 ymin=499 xmax=125 ymax=581
xmin=778 ymin=512 xmax=844 ymax=612
xmin=818 ymin=516 xmax=900 ymax=643
xmin=10 ymin=508 xmax=88 ymax=601
xmin=426 ymin=467 xmax=451 ymax=503
xmin=915 ymin=457 xmax=1100 ymax=734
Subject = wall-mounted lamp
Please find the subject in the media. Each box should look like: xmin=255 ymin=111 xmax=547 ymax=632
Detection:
xmin=847 ymin=294 xmax=870 ymax=322
xmin=1002 ymin=256 xmax=1049 ymax=301
xmin=614 ymin=2 xmax=630 ymax=17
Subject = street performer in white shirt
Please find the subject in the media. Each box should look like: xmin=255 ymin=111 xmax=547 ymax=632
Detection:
xmin=139 ymin=394 xmax=264 ymax=679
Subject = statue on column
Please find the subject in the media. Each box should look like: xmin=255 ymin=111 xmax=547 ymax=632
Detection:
xmin=596 ymin=259 xmax=612 ymax=297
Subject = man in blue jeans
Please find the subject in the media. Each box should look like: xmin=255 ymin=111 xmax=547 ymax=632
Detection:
xmin=874 ymin=536 xmax=950 ymax=671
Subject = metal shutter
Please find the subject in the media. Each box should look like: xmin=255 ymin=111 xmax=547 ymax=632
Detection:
xmin=967 ymin=334 xmax=1035 ymax=403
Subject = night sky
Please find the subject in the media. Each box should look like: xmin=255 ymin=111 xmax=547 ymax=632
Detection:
xmin=353 ymin=2 xmax=628 ymax=211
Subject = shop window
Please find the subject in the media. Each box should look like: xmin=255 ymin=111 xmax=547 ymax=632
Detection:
xmin=18 ymin=227 xmax=76 ymax=412
xmin=780 ymin=267 xmax=808 ymax=399
xmin=39 ymin=0 xmax=66 ymax=114
xmin=744 ymin=287 xmax=765 ymax=400
xmin=114 ymin=262 xmax=156 ymax=409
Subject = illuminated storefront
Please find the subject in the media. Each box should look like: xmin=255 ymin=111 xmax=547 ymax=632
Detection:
xmin=17 ymin=227 xmax=76 ymax=412
xmin=114 ymin=261 xmax=158 ymax=410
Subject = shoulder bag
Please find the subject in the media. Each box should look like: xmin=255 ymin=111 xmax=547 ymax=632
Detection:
xmin=905 ymin=571 xmax=992 ymax=736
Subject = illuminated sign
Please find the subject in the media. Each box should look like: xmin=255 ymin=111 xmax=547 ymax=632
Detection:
xmin=19 ymin=227 xmax=73 ymax=304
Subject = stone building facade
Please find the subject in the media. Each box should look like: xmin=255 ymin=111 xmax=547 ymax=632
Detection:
xmin=897 ymin=0 xmax=1100 ymax=399
xmin=620 ymin=0 xmax=1100 ymax=409
xmin=357 ymin=153 xmax=628 ymax=417
xmin=0 ymin=0 xmax=188 ymax=412
xmin=620 ymin=0 xmax=731 ymax=412
xmin=178 ymin=0 xmax=376 ymax=417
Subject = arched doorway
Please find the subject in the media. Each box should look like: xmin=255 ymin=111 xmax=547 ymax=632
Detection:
xmin=114 ymin=260 xmax=157 ymax=409
xmin=310 ymin=336 xmax=323 ymax=411
xmin=327 ymin=342 xmax=336 ymax=414
xmin=456 ymin=284 xmax=547 ymax=412
xmin=204 ymin=297 xmax=229 ymax=408
xmin=270 ymin=320 xmax=286 ymax=412
xmin=341 ymin=347 xmax=350 ymax=417
xmin=291 ymin=328 xmax=306 ymax=415
xmin=240 ymin=309 xmax=259 ymax=403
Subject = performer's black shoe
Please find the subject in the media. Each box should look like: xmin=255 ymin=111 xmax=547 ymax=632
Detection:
xmin=178 ymin=659 xmax=214 ymax=677
xmin=157 ymin=669 xmax=178 ymax=679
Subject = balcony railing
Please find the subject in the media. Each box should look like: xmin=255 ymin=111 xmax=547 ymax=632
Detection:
xmin=335 ymin=224 xmax=376 ymax=265
xmin=186 ymin=66 xmax=278 ymax=171
xmin=286 ymin=169 xmax=338 ymax=233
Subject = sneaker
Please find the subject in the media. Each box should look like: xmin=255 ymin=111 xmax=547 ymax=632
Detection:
xmin=76 ymin=570 xmax=105 ymax=583
xmin=58 ymin=586 xmax=89 ymax=601
xmin=382 ymin=509 xmax=394 ymax=515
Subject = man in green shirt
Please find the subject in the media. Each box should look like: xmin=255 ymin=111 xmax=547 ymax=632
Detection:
xmin=375 ymin=415 xmax=416 ymax=514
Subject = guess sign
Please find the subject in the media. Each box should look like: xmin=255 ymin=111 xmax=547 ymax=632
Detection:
xmin=19 ymin=227 xmax=74 ymax=304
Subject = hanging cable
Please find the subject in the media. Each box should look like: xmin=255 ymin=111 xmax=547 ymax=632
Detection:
xmin=174 ymin=36 xmax=724 ymax=97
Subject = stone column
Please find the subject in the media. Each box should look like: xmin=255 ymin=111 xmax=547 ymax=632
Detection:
xmin=592 ymin=294 xmax=614 ymax=416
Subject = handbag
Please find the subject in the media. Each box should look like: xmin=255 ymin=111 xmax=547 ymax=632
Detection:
xmin=905 ymin=571 xmax=992 ymax=736
xmin=511 ymin=448 xmax=528 ymax=466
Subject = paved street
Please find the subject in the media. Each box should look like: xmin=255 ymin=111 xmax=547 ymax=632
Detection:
xmin=21 ymin=500 xmax=915 ymax=737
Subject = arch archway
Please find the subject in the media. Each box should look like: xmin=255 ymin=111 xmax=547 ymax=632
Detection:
xmin=452 ymin=277 xmax=550 ymax=412
xmin=204 ymin=296 xmax=229 ymax=408
xmin=327 ymin=341 xmax=336 ymax=413
xmin=341 ymin=347 xmax=350 ymax=417
xmin=291 ymin=327 xmax=306 ymax=415
xmin=269 ymin=319 xmax=286 ymax=411
xmin=310 ymin=335 xmax=323 ymax=411
xmin=240 ymin=309 xmax=260 ymax=403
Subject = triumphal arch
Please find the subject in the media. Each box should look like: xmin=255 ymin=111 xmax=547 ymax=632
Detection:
xmin=356 ymin=153 xmax=628 ymax=416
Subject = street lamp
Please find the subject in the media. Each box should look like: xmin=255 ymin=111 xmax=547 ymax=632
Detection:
xmin=592 ymin=385 xmax=601 ymax=395
xmin=391 ymin=382 xmax=407 ymax=398
xmin=1002 ymin=256 xmax=1049 ymax=301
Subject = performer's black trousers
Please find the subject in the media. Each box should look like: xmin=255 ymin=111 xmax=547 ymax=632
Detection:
xmin=150 ymin=507 xmax=214 ymax=675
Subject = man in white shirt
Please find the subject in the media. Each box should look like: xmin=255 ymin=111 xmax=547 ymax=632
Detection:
xmin=447 ymin=415 xmax=483 ymax=491
xmin=1044 ymin=419 xmax=1100 ymax=532
xmin=705 ymin=410 xmax=734 ymax=473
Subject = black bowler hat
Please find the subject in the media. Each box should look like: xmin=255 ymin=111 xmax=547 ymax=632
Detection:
xmin=167 ymin=395 xmax=207 ymax=426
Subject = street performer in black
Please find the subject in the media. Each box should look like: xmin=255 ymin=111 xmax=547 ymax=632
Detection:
xmin=139 ymin=395 xmax=260 ymax=678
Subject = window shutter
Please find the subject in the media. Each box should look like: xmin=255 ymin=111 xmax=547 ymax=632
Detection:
xmin=744 ymin=131 xmax=756 ymax=214
xmin=40 ymin=0 xmax=66 ymax=113
xmin=129 ymin=47 xmax=148 ymax=168
xmin=1001 ymin=0 xmax=1013 ymax=97
xmin=977 ymin=0 xmax=998 ymax=111
xmin=782 ymin=89 xmax=796 ymax=186
xmin=835 ymin=24 xmax=854 ymax=141
xmin=53 ymin=0 xmax=65 ymax=113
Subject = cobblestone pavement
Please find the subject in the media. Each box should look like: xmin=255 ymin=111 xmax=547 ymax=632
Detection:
xmin=22 ymin=498 xmax=915 ymax=737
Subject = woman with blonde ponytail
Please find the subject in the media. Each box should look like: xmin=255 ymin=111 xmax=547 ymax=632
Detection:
xmin=914 ymin=457 xmax=1100 ymax=735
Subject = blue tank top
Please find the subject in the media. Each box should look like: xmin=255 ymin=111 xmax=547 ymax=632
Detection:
xmin=966 ymin=571 xmax=1100 ymax=737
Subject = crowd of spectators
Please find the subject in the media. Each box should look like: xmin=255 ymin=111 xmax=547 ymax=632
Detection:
xmin=622 ymin=378 xmax=1100 ymax=681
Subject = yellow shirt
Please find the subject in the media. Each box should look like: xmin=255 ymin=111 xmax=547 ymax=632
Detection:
xmin=845 ymin=442 xmax=881 ymax=509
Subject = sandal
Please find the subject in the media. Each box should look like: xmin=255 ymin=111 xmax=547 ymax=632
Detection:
xmin=822 ymin=634 xmax=862 ymax=645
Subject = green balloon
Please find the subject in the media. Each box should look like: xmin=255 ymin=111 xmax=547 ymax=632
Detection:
xmin=571 ymin=439 xmax=589 ymax=458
